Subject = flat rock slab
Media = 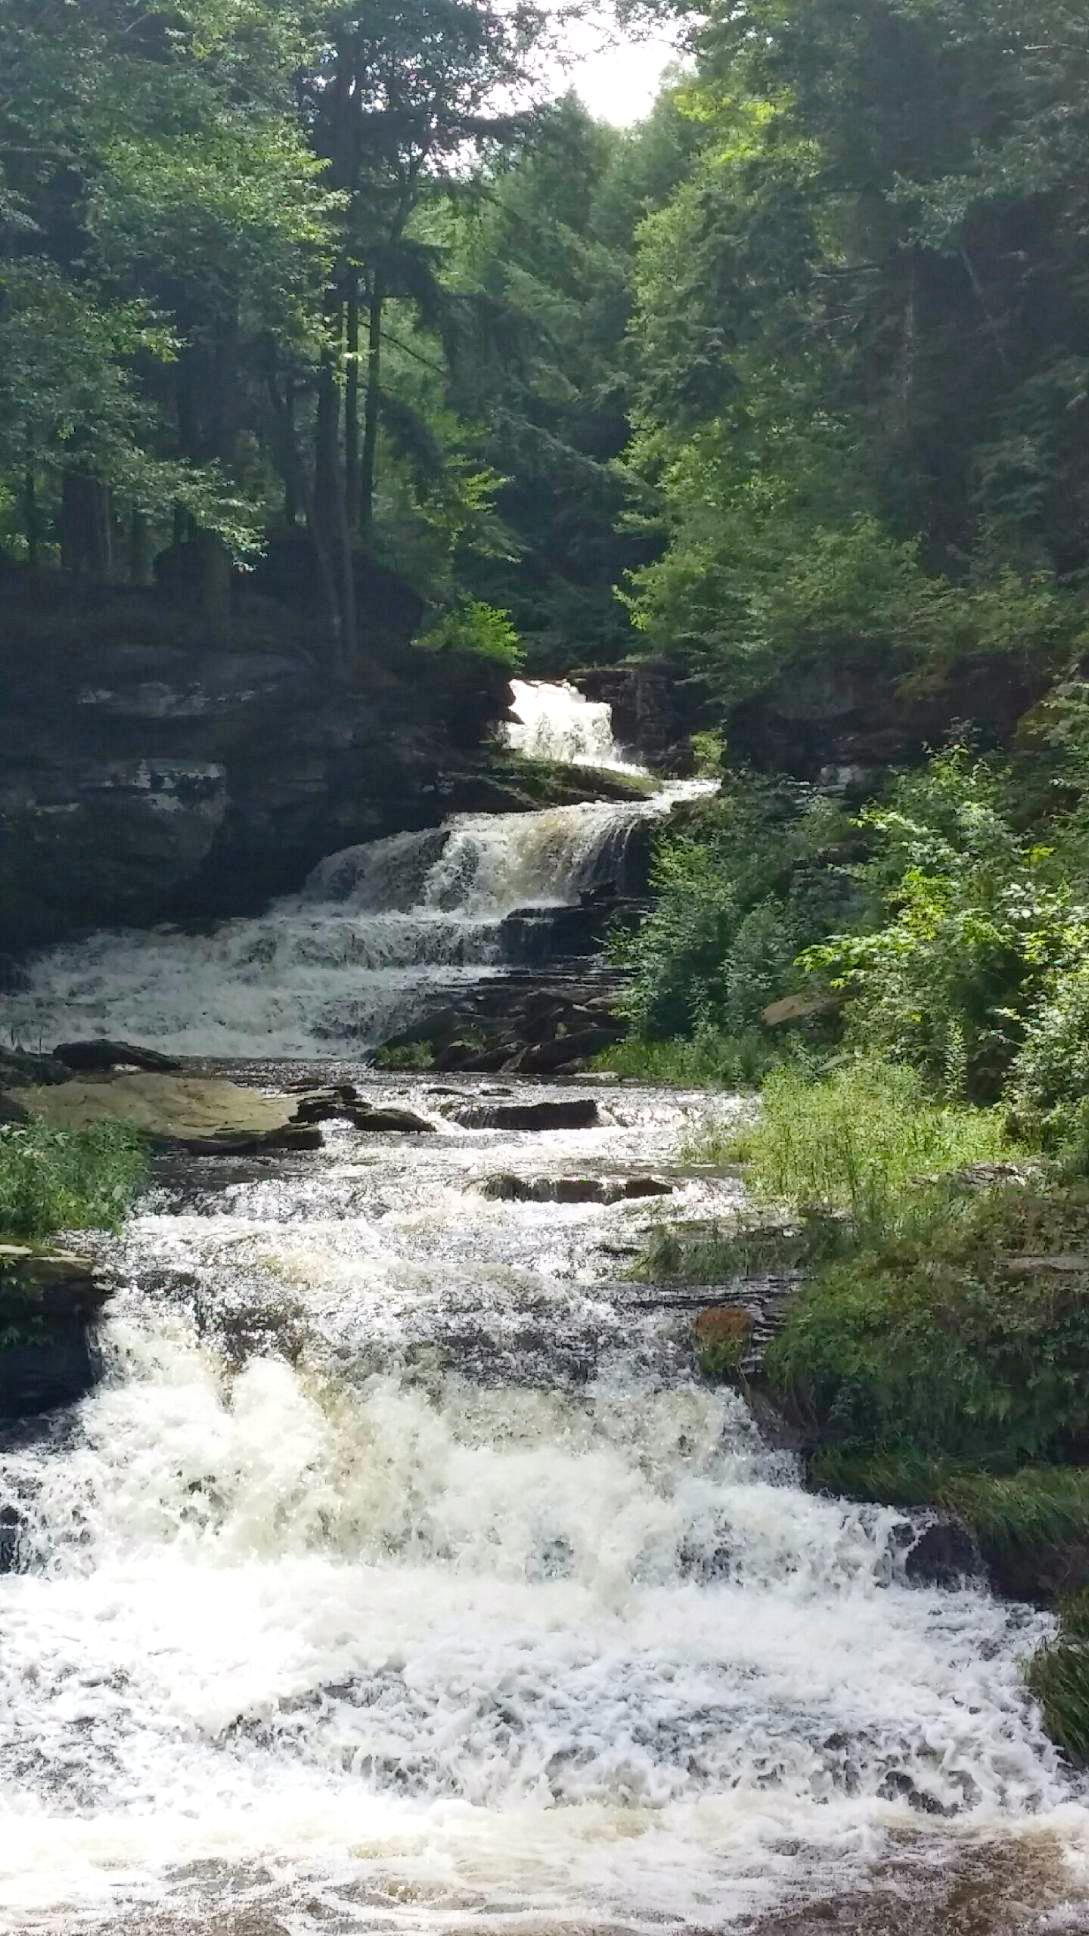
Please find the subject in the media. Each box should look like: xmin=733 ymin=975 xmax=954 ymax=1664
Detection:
xmin=14 ymin=1073 xmax=293 ymax=1141
xmin=444 ymin=1098 xmax=601 ymax=1133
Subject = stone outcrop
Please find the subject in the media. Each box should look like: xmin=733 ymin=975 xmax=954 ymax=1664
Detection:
xmin=377 ymin=971 xmax=628 ymax=1076
xmin=0 ymin=573 xmax=515 ymax=950
xmin=0 ymin=1245 xmax=111 ymax=1423
xmin=728 ymin=653 xmax=1050 ymax=782
xmin=441 ymin=1097 xmax=601 ymax=1132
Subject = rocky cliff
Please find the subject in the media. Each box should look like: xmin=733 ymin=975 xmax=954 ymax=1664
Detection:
xmin=0 ymin=573 xmax=516 ymax=953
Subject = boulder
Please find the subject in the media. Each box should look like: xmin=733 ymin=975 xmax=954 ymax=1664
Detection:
xmin=475 ymin=1172 xmax=673 ymax=1204
xmin=180 ymin=1127 xmax=323 ymax=1157
xmin=903 ymin=1520 xmax=978 ymax=1588
xmin=0 ymin=1047 xmax=70 ymax=1089
xmin=347 ymin=1104 xmax=434 ymax=1135
xmin=0 ymin=1247 xmax=112 ymax=1422
xmin=53 ymin=1039 xmax=184 ymax=1074
xmin=445 ymin=1098 xmax=601 ymax=1133
xmin=508 ymin=1027 xmax=623 ymax=1076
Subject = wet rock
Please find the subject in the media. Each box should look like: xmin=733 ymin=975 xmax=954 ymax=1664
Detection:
xmin=0 ymin=1247 xmax=112 ymax=1422
xmin=444 ymin=1098 xmax=601 ymax=1133
xmin=903 ymin=1520 xmax=978 ymax=1588
xmin=474 ymin=1172 xmax=673 ymax=1204
xmin=507 ymin=1027 xmax=623 ymax=1075
xmin=176 ymin=1124 xmax=324 ymax=1157
xmin=0 ymin=1047 xmax=70 ymax=1089
xmin=53 ymin=1039 xmax=184 ymax=1074
xmin=290 ymin=1085 xmax=361 ymax=1124
xmin=346 ymin=1104 xmax=434 ymax=1136
xmin=0 ymin=1504 xmax=24 ymax=1573
xmin=17 ymin=1071 xmax=293 ymax=1142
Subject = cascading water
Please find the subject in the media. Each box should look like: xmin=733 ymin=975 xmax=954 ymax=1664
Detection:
xmin=1 ymin=1096 xmax=1086 ymax=1934
xmin=505 ymin=678 xmax=642 ymax=771
xmin=4 ymin=680 xmax=1089 ymax=1934
xmin=7 ymin=684 xmax=694 ymax=1058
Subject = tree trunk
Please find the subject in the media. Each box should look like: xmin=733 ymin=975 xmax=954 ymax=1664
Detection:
xmin=345 ymin=276 xmax=362 ymax=532
xmin=360 ymin=275 xmax=385 ymax=542
xmin=194 ymin=529 xmax=232 ymax=643
xmin=60 ymin=472 xmax=113 ymax=580
xmin=129 ymin=510 xmax=152 ymax=586
xmin=23 ymin=469 xmax=40 ymax=569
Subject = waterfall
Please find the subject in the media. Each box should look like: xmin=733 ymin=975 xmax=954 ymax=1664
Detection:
xmin=505 ymin=678 xmax=640 ymax=770
xmin=7 ymin=685 xmax=699 ymax=1059
xmin=0 ymin=1094 xmax=1073 ymax=1932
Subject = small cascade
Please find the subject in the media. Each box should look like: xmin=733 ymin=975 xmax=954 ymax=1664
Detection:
xmin=506 ymin=677 xmax=641 ymax=771
xmin=8 ymin=683 xmax=697 ymax=1058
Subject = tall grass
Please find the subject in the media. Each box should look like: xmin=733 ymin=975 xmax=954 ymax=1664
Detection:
xmin=700 ymin=1059 xmax=1012 ymax=1230
xmin=596 ymin=1027 xmax=782 ymax=1089
xmin=0 ymin=1121 xmax=147 ymax=1242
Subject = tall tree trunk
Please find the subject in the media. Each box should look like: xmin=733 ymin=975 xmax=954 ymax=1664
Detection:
xmin=360 ymin=274 xmax=385 ymax=542
xmin=194 ymin=528 xmax=232 ymax=639
xmin=345 ymin=275 xmax=362 ymax=532
xmin=129 ymin=509 xmax=152 ymax=586
xmin=60 ymin=472 xmax=113 ymax=580
xmin=264 ymin=349 xmax=344 ymax=672
xmin=23 ymin=468 xmax=40 ymax=569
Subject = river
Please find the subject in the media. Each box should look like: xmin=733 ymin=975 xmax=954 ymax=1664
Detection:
xmin=2 ymin=686 xmax=1088 ymax=1933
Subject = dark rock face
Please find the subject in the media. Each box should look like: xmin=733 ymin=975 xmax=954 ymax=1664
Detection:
xmin=729 ymin=654 xmax=1050 ymax=782
xmin=475 ymin=1173 xmax=673 ymax=1204
xmin=0 ymin=612 xmax=511 ymax=950
xmin=575 ymin=662 xmax=697 ymax=770
xmin=0 ymin=1250 xmax=111 ymax=1424
xmin=377 ymin=972 xmax=628 ymax=1077
xmin=902 ymin=1520 xmax=978 ymax=1588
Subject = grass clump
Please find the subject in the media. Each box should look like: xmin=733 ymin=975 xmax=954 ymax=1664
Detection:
xmin=0 ymin=1120 xmax=147 ymax=1242
xmin=723 ymin=1059 xmax=1012 ymax=1226
xmin=596 ymin=1026 xmax=780 ymax=1089
xmin=767 ymin=1180 xmax=1089 ymax=1467
xmin=1026 ymin=1594 xmax=1089 ymax=1766
xmin=372 ymin=1041 xmax=436 ymax=1072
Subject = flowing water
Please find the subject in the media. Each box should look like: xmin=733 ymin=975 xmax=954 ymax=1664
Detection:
xmin=7 ymin=684 xmax=696 ymax=1060
xmin=4 ymin=686 xmax=1089 ymax=1934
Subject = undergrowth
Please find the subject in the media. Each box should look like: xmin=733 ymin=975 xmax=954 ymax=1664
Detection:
xmin=1026 ymin=1595 xmax=1089 ymax=1766
xmin=0 ymin=1120 xmax=147 ymax=1242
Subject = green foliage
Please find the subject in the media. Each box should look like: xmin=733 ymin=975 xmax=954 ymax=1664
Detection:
xmin=0 ymin=1121 xmax=147 ymax=1242
xmin=767 ymin=1175 xmax=1089 ymax=1469
xmin=371 ymin=1042 xmax=435 ymax=1072
xmin=725 ymin=1057 xmax=1011 ymax=1227
xmin=616 ymin=777 xmax=855 ymax=1042
xmin=416 ymin=599 xmax=524 ymax=667
xmin=598 ymin=1025 xmax=783 ymax=1089
xmin=1027 ymin=1595 xmax=1089 ymax=1767
xmin=803 ymin=749 xmax=1089 ymax=1102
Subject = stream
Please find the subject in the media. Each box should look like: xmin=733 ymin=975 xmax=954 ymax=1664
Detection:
xmin=3 ymin=686 xmax=1089 ymax=1933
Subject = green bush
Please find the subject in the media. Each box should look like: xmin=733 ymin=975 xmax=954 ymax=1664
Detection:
xmin=803 ymin=748 xmax=1085 ymax=1102
xmin=0 ymin=1120 xmax=147 ymax=1241
xmin=768 ymin=1178 xmax=1089 ymax=1467
xmin=597 ymin=1024 xmax=783 ymax=1088
xmin=416 ymin=599 xmax=524 ymax=667
xmin=616 ymin=776 xmax=855 ymax=1042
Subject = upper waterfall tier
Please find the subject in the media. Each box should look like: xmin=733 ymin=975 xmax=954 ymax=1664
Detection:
xmin=505 ymin=678 xmax=644 ymax=772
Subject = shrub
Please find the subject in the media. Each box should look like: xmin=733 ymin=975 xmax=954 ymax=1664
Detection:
xmin=416 ymin=599 xmax=524 ymax=667
xmin=804 ymin=748 xmax=1087 ymax=1102
xmin=0 ymin=1120 xmax=147 ymax=1241
xmin=768 ymin=1179 xmax=1089 ymax=1468
xmin=616 ymin=775 xmax=856 ymax=1042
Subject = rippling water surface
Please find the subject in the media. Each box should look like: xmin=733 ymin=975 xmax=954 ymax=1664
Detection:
xmin=2 ymin=1076 xmax=1088 ymax=1935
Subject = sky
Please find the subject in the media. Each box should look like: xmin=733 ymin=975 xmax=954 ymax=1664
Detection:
xmin=559 ymin=16 xmax=684 ymax=125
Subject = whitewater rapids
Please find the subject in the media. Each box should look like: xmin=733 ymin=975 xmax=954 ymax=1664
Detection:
xmin=1 ymin=1087 xmax=1087 ymax=1933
